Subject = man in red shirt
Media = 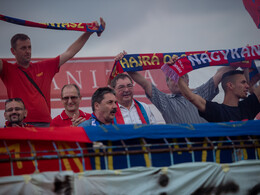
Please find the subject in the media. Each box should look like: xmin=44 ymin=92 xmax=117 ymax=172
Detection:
xmin=51 ymin=84 xmax=91 ymax=127
xmin=0 ymin=18 xmax=105 ymax=127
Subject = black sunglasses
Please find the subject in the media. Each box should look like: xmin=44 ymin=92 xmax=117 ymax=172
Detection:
xmin=62 ymin=96 xmax=79 ymax=101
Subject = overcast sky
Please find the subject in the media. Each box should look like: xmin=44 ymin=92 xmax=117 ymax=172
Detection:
xmin=0 ymin=0 xmax=259 ymax=59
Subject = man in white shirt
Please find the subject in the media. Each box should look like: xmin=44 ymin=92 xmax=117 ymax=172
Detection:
xmin=110 ymin=73 xmax=156 ymax=124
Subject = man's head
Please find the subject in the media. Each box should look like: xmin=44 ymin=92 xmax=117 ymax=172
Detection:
xmin=110 ymin=73 xmax=134 ymax=106
xmin=221 ymin=70 xmax=249 ymax=99
xmin=166 ymin=74 xmax=189 ymax=94
xmin=61 ymin=84 xmax=81 ymax=113
xmin=10 ymin=33 xmax=31 ymax=66
xmin=91 ymin=87 xmax=117 ymax=124
xmin=4 ymin=98 xmax=27 ymax=126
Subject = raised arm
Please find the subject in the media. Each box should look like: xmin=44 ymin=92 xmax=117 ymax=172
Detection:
xmin=253 ymin=84 xmax=260 ymax=102
xmin=249 ymin=72 xmax=260 ymax=102
xmin=114 ymin=51 xmax=153 ymax=97
xmin=128 ymin=71 xmax=153 ymax=97
xmin=178 ymin=76 xmax=206 ymax=112
xmin=0 ymin=59 xmax=3 ymax=74
xmin=212 ymin=66 xmax=237 ymax=88
xmin=59 ymin=17 xmax=105 ymax=67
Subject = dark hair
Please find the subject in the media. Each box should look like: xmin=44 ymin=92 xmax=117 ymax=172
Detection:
xmin=5 ymin=98 xmax=25 ymax=108
xmin=110 ymin=73 xmax=133 ymax=89
xmin=91 ymin=87 xmax=116 ymax=111
xmin=11 ymin=33 xmax=30 ymax=49
xmin=61 ymin=84 xmax=81 ymax=98
xmin=221 ymin=70 xmax=244 ymax=92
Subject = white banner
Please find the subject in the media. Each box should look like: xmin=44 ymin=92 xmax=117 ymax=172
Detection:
xmin=0 ymin=160 xmax=259 ymax=195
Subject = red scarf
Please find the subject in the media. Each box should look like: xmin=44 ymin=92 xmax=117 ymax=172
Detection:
xmin=115 ymin=100 xmax=147 ymax=124
xmin=5 ymin=121 xmax=33 ymax=128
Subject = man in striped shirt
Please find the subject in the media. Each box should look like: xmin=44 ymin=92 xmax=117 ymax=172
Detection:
xmin=126 ymin=55 xmax=235 ymax=124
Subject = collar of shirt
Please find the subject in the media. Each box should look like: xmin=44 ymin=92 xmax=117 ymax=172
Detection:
xmin=118 ymin=99 xmax=135 ymax=110
xmin=60 ymin=110 xmax=85 ymax=120
xmin=170 ymin=93 xmax=182 ymax=98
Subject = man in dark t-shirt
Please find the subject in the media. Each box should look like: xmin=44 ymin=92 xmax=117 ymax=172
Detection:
xmin=179 ymin=70 xmax=260 ymax=122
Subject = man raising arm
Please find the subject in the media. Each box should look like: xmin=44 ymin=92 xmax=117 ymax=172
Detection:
xmin=0 ymin=18 xmax=105 ymax=127
xmin=115 ymin=51 xmax=235 ymax=124
xmin=178 ymin=69 xmax=260 ymax=122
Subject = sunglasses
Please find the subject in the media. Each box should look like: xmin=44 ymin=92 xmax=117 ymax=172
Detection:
xmin=62 ymin=96 xmax=79 ymax=101
xmin=5 ymin=107 xmax=24 ymax=112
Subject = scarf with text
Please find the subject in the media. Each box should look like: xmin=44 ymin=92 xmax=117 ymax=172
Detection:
xmin=0 ymin=14 xmax=104 ymax=35
xmin=114 ymin=99 xmax=150 ymax=124
xmin=108 ymin=45 xmax=259 ymax=84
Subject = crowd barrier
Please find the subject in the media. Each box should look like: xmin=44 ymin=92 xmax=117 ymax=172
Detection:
xmin=0 ymin=121 xmax=260 ymax=194
xmin=0 ymin=120 xmax=259 ymax=177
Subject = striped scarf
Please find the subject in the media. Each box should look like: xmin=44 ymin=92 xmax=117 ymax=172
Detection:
xmin=0 ymin=14 xmax=104 ymax=35
xmin=108 ymin=45 xmax=260 ymax=84
xmin=114 ymin=99 xmax=150 ymax=124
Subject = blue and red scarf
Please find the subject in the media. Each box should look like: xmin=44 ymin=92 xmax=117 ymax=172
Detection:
xmin=0 ymin=14 xmax=104 ymax=35
xmin=108 ymin=45 xmax=260 ymax=84
xmin=114 ymin=99 xmax=150 ymax=124
xmin=4 ymin=121 xmax=33 ymax=128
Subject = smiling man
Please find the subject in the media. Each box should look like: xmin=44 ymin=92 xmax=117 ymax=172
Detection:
xmin=79 ymin=87 xmax=118 ymax=126
xmin=4 ymin=98 xmax=31 ymax=127
xmin=110 ymin=73 xmax=156 ymax=124
xmin=50 ymin=84 xmax=91 ymax=127
xmin=178 ymin=70 xmax=260 ymax=122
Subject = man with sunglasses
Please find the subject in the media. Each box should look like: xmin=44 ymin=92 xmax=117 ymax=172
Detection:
xmin=4 ymin=98 xmax=32 ymax=127
xmin=51 ymin=84 xmax=91 ymax=127
xmin=0 ymin=18 xmax=105 ymax=127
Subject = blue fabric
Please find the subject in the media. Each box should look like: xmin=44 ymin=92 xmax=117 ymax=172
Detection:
xmin=81 ymin=120 xmax=260 ymax=142
xmin=135 ymin=99 xmax=150 ymax=124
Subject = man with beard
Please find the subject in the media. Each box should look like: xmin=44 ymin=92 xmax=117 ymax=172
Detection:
xmin=4 ymin=98 xmax=32 ymax=127
xmin=50 ymin=84 xmax=91 ymax=127
xmin=79 ymin=87 xmax=118 ymax=126
xmin=178 ymin=70 xmax=260 ymax=122
xmin=110 ymin=73 xmax=156 ymax=124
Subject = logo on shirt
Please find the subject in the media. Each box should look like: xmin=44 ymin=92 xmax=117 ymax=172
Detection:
xmin=36 ymin=72 xmax=43 ymax=77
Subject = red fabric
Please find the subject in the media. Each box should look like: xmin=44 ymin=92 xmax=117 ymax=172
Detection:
xmin=0 ymin=140 xmax=92 ymax=176
xmin=255 ymin=112 xmax=260 ymax=120
xmin=0 ymin=57 xmax=60 ymax=123
xmin=51 ymin=109 xmax=91 ymax=127
xmin=114 ymin=103 xmax=125 ymax=124
xmin=0 ymin=126 xmax=92 ymax=143
xmin=5 ymin=121 xmax=33 ymax=128
xmin=243 ymin=0 xmax=260 ymax=28
xmin=114 ymin=100 xmax=147 ymax=124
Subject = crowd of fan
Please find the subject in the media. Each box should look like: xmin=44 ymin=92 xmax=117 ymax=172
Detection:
xmin=1 ymin=19 xmax=260 ymax=128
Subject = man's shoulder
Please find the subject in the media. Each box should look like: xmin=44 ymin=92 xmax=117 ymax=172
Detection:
xmin=51 ymin=110 xmax=67 ymax=123
xmin=31 ymin=56 xmax=60 ymax=65
xmin=79 ymin=110 xmax=92 ymax=119
xmin=1 ymin=60 xmax=17 ymax=69
xmin=78 ymin=119 xmax=93 ymax=127
xmin=136 ymin=100 xmax=148 ymax=106
xmin=134 ymin=99 xmax=149 ymax=109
